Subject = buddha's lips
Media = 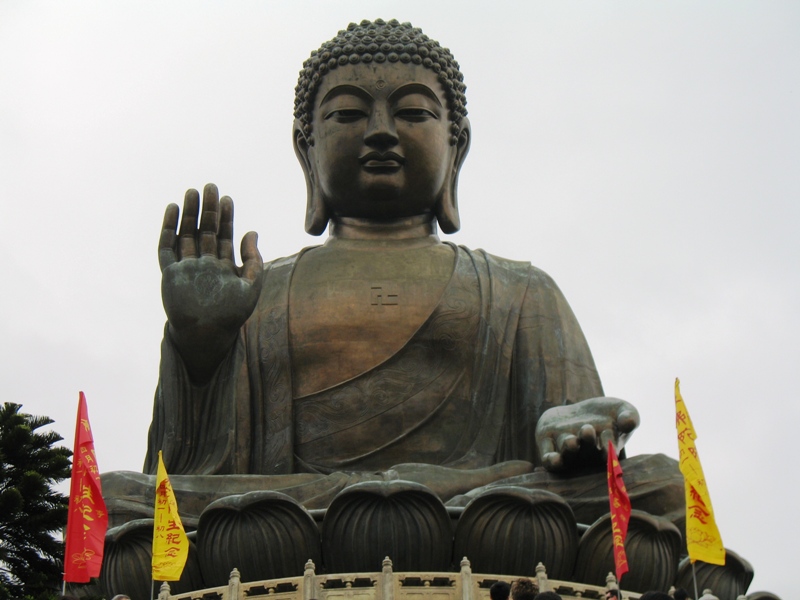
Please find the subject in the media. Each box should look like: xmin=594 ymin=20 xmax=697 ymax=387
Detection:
xmin=359 ymin=151 xmax=405 ymax=170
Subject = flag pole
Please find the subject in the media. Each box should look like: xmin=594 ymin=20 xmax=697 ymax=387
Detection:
xmin=61 ymin=524 xmax=67 ymax=596
xmin=691 ymin=562 xmax=699 ymax=600
xmin=61 ymin=525 xmax=67 ymax=596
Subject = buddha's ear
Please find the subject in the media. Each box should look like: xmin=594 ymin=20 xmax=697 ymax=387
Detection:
xmin=293 ymin=121 xmax=329 ymax=236
xmin=436 ymin=117 xmax=471 ymax=234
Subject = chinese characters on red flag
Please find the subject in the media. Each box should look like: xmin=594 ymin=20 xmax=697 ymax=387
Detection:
xmin=152 ymin=451 xmax=188 ymax=581
xmin=607 ymin=440 xmax=631 ymax=582
xmin=675 ymin=378 xmax=725 ymax=565
xmin=63 ymin=392 xmax=108 ymax=583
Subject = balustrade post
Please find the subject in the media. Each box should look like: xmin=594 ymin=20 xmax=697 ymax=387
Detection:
xmin=534 ymin=563 xmax=549 ymax=593
xmin=158 ymin=581 xmax=171 ymax=600
xmin=303 ymin=559 xmax=318 ymax=600
xmin=381 ymin=556 xmax=394 ymax=600
xmin=228 ymin=567 xmax=241 ymax=600
xmin=604 ymin=572 xmax=618 ymax=596
xmin=459 ymin=557 xmax=472 ymax=600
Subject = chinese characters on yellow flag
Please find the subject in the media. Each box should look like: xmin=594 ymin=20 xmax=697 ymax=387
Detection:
xmin=152 ymin=451 xmax=188 ymax=581
xmin=606 ymin=440 xmax=631 ymax=582
xmin=675 ymin=378 xmax=725 ymax=565
xmin=64 ymin=392 xmax=108 ymax=583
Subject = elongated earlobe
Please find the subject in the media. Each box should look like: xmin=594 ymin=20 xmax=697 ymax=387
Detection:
xmin=293 ymin=124 xmax=329 ymax=235
xmin=436 ymin=187 xmax=460 ymax=234
xmin=305 ymin=180 xmax=329 ymax=236
xmin=435 ymin=119 xmax=471 ymax=234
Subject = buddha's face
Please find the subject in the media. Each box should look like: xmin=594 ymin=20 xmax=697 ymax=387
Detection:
xmin=304 ymin=62 xmax=458 ymax=221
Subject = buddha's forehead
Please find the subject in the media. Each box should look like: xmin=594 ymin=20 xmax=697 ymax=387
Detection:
xmin=313 ymin=62 xmax=447 ymax=111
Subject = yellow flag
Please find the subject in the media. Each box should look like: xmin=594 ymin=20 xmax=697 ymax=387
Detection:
xmin=152 ymin=451 xmax=189 ymax=581
xmin=674 ymin=378 xmax=725 ymax=565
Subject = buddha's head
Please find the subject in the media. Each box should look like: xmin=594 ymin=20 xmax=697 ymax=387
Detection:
xmin=293 ymin=19 xmax=471 ymax=235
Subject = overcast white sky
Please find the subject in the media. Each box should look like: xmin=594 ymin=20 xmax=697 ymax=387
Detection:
xmin=1 ymin=1 xmax=798 ymax=597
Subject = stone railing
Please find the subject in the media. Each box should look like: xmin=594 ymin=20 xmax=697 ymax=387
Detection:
xmin=156 ymin=557 xmax=641 ymax=600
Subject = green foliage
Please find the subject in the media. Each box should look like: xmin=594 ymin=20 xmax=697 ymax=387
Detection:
xmin=0 ymin=403 xmax=71 ymax=600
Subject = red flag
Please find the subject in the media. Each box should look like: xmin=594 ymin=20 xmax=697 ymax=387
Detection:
xmin=63 ymin=392 xmax=108 ymax=583
xmin=607 ymin=440 xmax=631 ymax=582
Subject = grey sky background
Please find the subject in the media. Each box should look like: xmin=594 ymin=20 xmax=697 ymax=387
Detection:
xmin=1 ymin=1 xmax=797 ymax=596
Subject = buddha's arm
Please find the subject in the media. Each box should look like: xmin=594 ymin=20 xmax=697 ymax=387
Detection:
xmin=158 ymin=184 xmax=262 ymax=384
xmin=145 ymin=322 xmax=257 ymax=476
xmin=515 ymin=266 xmax=639 ymax=472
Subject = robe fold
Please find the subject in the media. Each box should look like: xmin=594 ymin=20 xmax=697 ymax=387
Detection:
xmin=144 ymin=245 xmax=604 ymax=477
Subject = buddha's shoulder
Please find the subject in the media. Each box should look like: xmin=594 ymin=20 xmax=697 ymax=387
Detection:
xmin=260 ymin=246 xmax=319 ymax=273
xmin=459 ymin=246 xmax=560 ymax=289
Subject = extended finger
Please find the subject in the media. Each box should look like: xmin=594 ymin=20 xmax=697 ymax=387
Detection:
xmin=616 ymin=407 xmax=640 ymax=434
xmin=158 ymin=203 xmax=180 ymax=271
xmin=218 ymin=196 xmax=234 ymax=262
xmin=179 ymin=188 xmax=200 ymax=259
xmin=240 ymin=231 xmax=263 ymax=283
xmin=599 ymin=428 xmax=615 ymax=458
xmin=556 ymin=432 xmax=580 ymax=457
xmin=578 ymin=423 xmax=598 ymax=449
xmin=542 ymin=452 xmax=563 ymax=471
xmin=198 ymin=183 xmax=220 ymax=257
xmin=538 ymin=436 xmax=563 ymax=471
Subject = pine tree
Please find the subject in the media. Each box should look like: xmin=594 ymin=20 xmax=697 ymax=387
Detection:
xmin=0 ymin=403 xmax=71 ymax=600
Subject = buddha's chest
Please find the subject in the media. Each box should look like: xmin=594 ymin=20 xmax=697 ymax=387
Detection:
xmin=288 ymin=244 xmax=454 ymax=397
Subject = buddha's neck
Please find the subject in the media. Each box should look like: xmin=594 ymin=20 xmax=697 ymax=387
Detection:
xmin=325 ymin=215 xmax=442 ymax=249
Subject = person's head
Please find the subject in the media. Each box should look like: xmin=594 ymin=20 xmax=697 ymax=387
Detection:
xmin=490 ymin=581 xmax=511 ymax=600
xmin=293 ymin=19 xmax=471 ymax=235
xmin=111 ymin=596 xmax=131 ymax=600
xmin=672 ymin=589 xmax=690 ymax=600
xmin=510 ymin=578 xmax=538 ymax=600
xmin=639 ymin=593 xmax=671 ymax=600
xmin=605 ymin=590 xmax=619 ymax=600
xmin=532 ymin=592 xmax=562 ymax=600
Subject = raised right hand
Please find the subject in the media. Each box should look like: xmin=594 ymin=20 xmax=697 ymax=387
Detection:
xmin=158 ymin=183 xmax=263 ymax=382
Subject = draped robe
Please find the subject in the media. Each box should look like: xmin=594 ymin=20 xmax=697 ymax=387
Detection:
xmin=144 ymin=245 xmax=604 ymax=477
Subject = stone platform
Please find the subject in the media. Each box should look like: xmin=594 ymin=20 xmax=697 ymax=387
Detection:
xmin=86 ymin=482 xmax=765 ymax=600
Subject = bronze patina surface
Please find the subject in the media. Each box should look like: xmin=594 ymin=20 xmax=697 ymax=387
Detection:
xmin=145 ymin=21 xmax=642 ymax=483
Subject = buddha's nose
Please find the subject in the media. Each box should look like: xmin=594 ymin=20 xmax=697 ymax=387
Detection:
xmin=364 ymin=105 xmax=399 ymax=148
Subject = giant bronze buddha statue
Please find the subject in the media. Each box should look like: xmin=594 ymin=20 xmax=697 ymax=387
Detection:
xmin=98 ymin=19 xmax=750 ymax=600
xmin=141 ymin=18 xmax=650 ymax=495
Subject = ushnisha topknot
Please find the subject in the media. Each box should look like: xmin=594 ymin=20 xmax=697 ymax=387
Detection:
xmin=294 ymin=18 xmax=468 ymax=146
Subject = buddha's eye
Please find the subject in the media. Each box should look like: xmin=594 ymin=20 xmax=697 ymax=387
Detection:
xmin=395 ymin=107 xmax=437 ymax=121
xmin=325 ymin=109 xmax=367 ymax=122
